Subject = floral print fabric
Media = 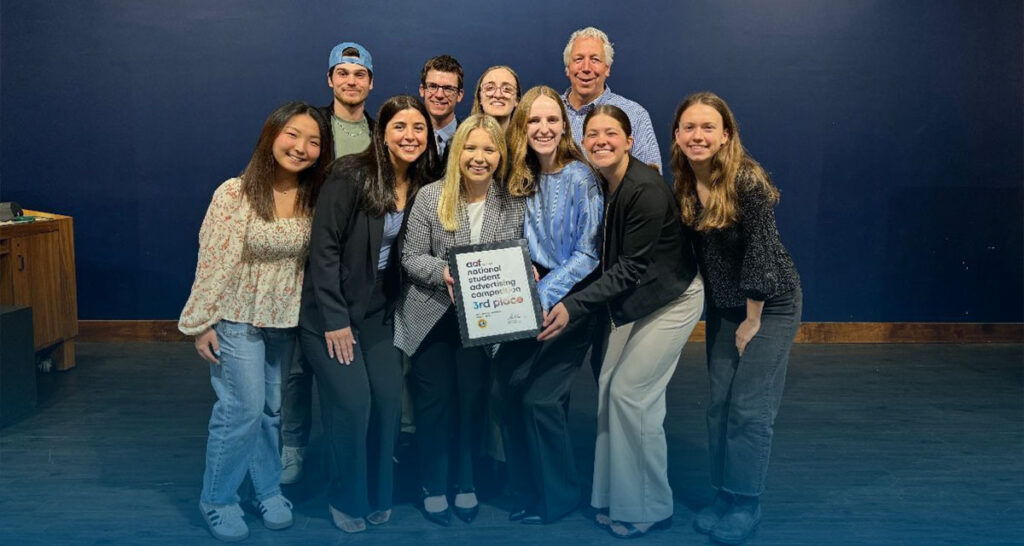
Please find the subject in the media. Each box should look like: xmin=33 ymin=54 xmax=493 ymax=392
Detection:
xmin=178 ymin=178 xmax=311 ymax=336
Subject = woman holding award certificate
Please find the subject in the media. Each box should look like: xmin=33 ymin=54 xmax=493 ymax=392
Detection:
xmin=492 ymin=85 xmax=603 ymax=525
xmin=539 ymin=105 xmax=704 ymax=539
xmin=395 ymin=114 xmax=525 ymax=527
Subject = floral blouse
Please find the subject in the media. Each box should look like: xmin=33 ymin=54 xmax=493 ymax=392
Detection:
xmin=178 ymin=178 xmax=311 ymax=336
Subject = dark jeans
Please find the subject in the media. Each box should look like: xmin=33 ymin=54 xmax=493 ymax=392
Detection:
xmin=281 ymin=348 xmax=313 ymax=449
xmin=299 ymin=278 xmax=402 ymax=515
xmin=705 ymin=287 xmax=802 ymax=497
xmin=492 ymin=286 xmax=595 ymax=521
xmin=411 ymin=310 xmax=490 ymax=496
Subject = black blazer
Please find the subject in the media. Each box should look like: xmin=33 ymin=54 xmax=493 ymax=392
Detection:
xmin=299 ymin=157 xmax=409 ymax=334
xmin=562 ymin=156 xmax=699 ymax=326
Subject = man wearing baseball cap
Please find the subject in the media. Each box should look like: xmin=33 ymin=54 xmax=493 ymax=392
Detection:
xmin=321 ymin=41 xmax=376 ymax=160
xmin=280 ymin=41 xmax=377 ymax=485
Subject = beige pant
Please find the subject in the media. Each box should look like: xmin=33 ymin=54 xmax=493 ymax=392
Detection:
xmin=591 ymin=276 xmax=704 ymax=523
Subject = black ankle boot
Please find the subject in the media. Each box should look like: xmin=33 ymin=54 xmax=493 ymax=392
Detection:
xmin=710 ymin=495 xmax=760 ymax=544
xmin=693 ymin=490 xmax=733 ymax=534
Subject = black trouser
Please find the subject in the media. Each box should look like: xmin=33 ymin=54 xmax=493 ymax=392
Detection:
xmin=299 ymin=277 xmax=402 ymax=515
xmin=705 ymin=287 xmax=802 ymax=497
xmin=492 ymin=278 xmax=596 ymax=521
xmin=411 ymin=310 xmax=490 ymax=496
xmin=281 ymin=348 xmax=313 ymax=448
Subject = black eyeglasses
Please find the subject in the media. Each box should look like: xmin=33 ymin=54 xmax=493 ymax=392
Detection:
xmin=424 ymin=83 xmax=460 ymax=97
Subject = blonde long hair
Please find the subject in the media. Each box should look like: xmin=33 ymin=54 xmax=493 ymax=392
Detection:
xmin=505 ymin=86 xmax=588 ymax=197
xmin=437 ymin=114 xmax=507 ymax=231
xmin=670 ymin=92 xmax=778 ymax=230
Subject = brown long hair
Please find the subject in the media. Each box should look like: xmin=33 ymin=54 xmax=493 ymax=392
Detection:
xmin=670 ymin=92 xmax=777 ymax=230
xmin=470 ymin=65 xmax=522 ymax=116
xmin=240 ymin=101 xmax=332 ymax=221
xmin=505 ymin=86 xmax=588 ymax=197
xmin=347 ymin=95 xmax=439 ymax=216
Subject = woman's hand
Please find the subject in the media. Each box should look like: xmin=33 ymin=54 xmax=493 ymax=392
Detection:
xmin=195 ymin=327 xmax=220 ymax=364
xmin=443 ymin=266 xmax=455 ymax=303
xmin=538 ymin=303 xmax=569 ymax=341
xmin=735 ymin=317 xmax=761 ymax=357
xmin=325 ymin=327 xmax=357 ymax=365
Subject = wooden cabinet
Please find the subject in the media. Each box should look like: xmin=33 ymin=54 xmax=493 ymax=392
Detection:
xmin=0 ymin=211 xmax=78 ymax=370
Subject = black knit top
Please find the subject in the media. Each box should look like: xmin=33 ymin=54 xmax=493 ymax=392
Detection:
xmin=693 ymin=170 xmax=800 ymax=309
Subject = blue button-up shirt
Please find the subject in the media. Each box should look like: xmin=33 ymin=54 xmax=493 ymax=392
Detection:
xmin=524 ymin=161 xmax=603 ymax=310
xmin=434 ymin=117 xmax=457 ymax=157
xmin=562 ymin=86 xmax=663 ymax=173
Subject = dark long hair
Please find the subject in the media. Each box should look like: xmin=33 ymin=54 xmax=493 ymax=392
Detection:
xmin=348 ymin=95 xmax=440 ymax=216
xmin=240 ymin=101 xmax=332 ymax=221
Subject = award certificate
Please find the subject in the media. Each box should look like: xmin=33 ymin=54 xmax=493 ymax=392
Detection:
xmin=448 ymin=239 xmax=542 ymax=347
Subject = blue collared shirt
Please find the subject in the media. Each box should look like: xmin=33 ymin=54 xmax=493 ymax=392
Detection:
xmin=434 ymin=117 xmax=458 ymax=157
xmin=378 ymin=210 xmax=405 ymax=270
xmin=524 ymin=161 xmax=603 ymax=310
xmin=562 ymin=86 xmax=663 ymax=172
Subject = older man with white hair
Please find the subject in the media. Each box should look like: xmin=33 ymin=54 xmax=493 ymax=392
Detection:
xmin=561 ymin=27 xmax=662 ymax=172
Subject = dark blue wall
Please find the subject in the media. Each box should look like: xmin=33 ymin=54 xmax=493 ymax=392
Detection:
xmin=2 ymin=1 xmax=1021 ymax=322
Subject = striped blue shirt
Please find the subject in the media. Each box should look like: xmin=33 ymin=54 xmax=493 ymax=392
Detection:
xmin=562 ymin=86 xmax=663 ymax=173
xmin=524 ymin=161 xmax=603 ymax=310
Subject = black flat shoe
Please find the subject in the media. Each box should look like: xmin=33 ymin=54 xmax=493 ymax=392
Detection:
xmin=454 ymin=504 xmax=479 ymax=523
xmin=509 ymin=508 xmax=528 ymax=522
xmin=608 ymin=517 xmax=672 ymax=539
xmin=423 ymin=506 xmax=451 ymax=527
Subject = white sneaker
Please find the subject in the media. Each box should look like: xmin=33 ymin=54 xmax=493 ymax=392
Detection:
xmin=280 ymin=446 xmax=305 ymax=485
xmin=200 ymin=502 xmax=249 ymax=542
xmin=252 ymin=494 xmax=294 ymax=530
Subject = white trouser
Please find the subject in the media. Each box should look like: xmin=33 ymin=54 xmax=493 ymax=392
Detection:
xmin=591 ymin=275 xmax=704 ymax=522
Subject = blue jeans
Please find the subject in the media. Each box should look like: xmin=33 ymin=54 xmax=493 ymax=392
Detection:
xmin=200 ymin=320 xmax=293 ymax=505
xmin=705 ymin=287 xmax=802 ymax=497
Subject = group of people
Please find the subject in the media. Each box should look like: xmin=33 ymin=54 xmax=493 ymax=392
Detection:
xmin=178 ymin=26 xmax=802 ymax=545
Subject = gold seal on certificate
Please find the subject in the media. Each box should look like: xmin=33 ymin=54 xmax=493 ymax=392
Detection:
xmin=448 ymin=239 xmax=543 ymax=347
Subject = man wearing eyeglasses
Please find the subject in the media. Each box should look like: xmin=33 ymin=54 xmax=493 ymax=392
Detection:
xmin=419 ymin=55 xmax=465 ymax=158
xmin=562 ymin=27 xmax=662 ymax=173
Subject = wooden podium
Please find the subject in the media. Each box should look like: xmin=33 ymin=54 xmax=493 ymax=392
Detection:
xmin=0 ymin=211 xmax=78 ymax=370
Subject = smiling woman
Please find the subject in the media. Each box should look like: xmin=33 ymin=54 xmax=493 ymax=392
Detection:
xmin=493 ymin=85 xmax=602 ymax=524
xmin=296 ymin=95 xmax=438 ymax=535
xmin=470 ymin=65 xmax=522 ymax=131
xmin=671 ymin=92 xmax=801 ymax=545
xmin=394 ymin=114 xmax=525 ymax=527
xmin=177 ymin=101 xmax=332 ymax=542
xmin=540 ymin=104 xmax=704 ymax=539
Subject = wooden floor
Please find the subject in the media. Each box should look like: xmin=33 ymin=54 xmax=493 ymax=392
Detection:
xmin=1 ymin=342 xmax=1021 ymax=545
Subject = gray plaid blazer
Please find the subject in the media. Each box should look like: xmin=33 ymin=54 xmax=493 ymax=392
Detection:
xmin=394 ymin=179 xmax=525 ymax=356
